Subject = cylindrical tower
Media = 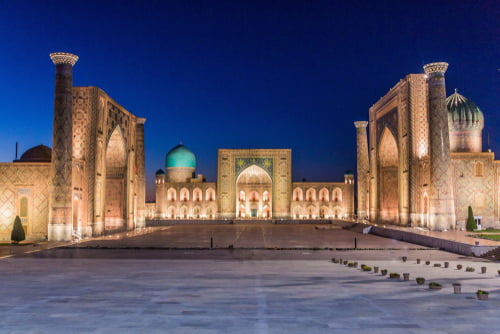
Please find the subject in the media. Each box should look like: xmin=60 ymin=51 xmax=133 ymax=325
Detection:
xmin=135 ymin=117 xmax=147 ymax=228
xmin=48 ymin=52 xmax=79 ymax=241
xmin=354 ymin=121 xmax=369 ymax=221
xmin=423 ymin=62 xmax=456 ymax=231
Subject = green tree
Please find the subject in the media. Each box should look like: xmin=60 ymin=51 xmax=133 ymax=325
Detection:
xmin=466 ymin=206 xmax=477 ymax=231
xmin=11 ymin=216 xmax=25 ymax=244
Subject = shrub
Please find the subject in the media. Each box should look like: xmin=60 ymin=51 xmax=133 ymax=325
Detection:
xmin=433 ymin=263 xmax=441 ymax=267
xmin=389 ymin=273 xmax=400 ymax=279
xmin=425 ymin=261 xmax=431 ymax=265
xmin=11 ymin=216 xmax=25 ymax=244
xmin=381 ymin=269 xmax=388 ymax=275
xmin=428 ymin=282 xmax=442 ymax=289
xmin=362 ymin=266 xmax=372 ymax=272
xmin=466 ymin=206 xmax=477 ymax=231
xmin=348 ymin=262 xmax=355 ymax=267
xmin=476 ymin=289 xmax=489 ymax=295
xmin=457 ymin=264 xmax=463 ymax=270
xmin=466 ymin=267 xmax=475 ymax=272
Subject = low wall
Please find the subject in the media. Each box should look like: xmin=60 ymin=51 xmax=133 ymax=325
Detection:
xmin=146 ymin=219 xmax=343 ymax=226
xmin=370 ymin=226 xmax=476 ymax=256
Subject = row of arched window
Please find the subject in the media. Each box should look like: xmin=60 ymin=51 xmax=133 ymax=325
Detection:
xmin=164 ymin=205 xmax=216 ymax=219
xmin=293 ymin=187 xmax=343 ymax=202
xmin=238 ymin=190 xmax=270 ymax=202
xmin=166 ymin=187 xmax=216 ymax=202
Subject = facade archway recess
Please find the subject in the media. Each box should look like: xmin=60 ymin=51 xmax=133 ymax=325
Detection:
xmin=104 ymin=127 xmax=127 ymax=231
xmin=378 ymin=127 xmax=399 ymax=223
xmin=236 ymin=165 xmax=272 ymax=218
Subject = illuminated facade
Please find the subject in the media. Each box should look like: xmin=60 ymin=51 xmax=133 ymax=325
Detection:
xmin=356 ymin=62 xmax=498 ymax=230
xmin=153 ymin=147 xmax=354 ymax=220
xmin=0 ymin=52 xmax=146 ymax=241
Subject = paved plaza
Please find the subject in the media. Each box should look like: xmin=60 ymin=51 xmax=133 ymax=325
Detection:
xmin=1 ymin=224 xmax=499 ymax=333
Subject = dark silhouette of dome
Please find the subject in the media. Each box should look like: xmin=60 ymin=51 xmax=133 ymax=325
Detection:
xmin=17 ymin=145 xmax=52 ymax=162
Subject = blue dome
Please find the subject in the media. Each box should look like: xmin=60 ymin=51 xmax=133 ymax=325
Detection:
xmin=165 ymin=144 xmax=196 ymax=168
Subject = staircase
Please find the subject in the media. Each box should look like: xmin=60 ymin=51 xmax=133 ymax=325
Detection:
xmin=479 ymin=247 xmax=500 ymax=261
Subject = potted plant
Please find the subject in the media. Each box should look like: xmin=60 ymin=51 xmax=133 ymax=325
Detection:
xmin=348 ymin=262 xmax=355 ymax=267
xmin=381 ymin=269 xmax=388 ymax=276
xmin=433 ymin=263 xmax=441 ymax=267
xmin=452 ymin=283 xmax=461 ymax=294
xmin=362 ymin=266 xmax=372 ymax=272
xmin=481 ymin=266 xmax=487 ymax=274
xmin=444 ymin=262 xmax=449 ymax=268
xmin=374 ymin=266 xmax=379 ymax=273
xmin=403 ymin=273 xmax=410 ymax=281
xmin=425 ymin=261 xmax=431 ymax=265
xmin=466 ymin=267 xmax=475 ymax=272
xmin=353 ymin=262 xmax=358 ymax=268
xmin=476 ymin=290 xmax=489 ymax=300
xmin=416 ymin=277 xmax=425 ymax=285
xmin=331 ymin=258 xmax=337 ymax=263
xmin=497 ymin=269 xmax=500 ymax=276
xmin=457 ymin=264 xmax=463 ymax=270
xmin=343 ymin=261 xmax=348 ymax=265
xmin=402 ymin=256 xmax=407 ymax=262
xmin=416 ymin=259 xmax=421 ymax=264
xmin=428 ymin=282 xmax=442 ymax=290
xmin=389 ymin=273 xmax=400 ymax=279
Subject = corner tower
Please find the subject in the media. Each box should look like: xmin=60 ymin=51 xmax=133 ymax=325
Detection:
xmin=423 ymin=62 xmax=456 ymax=230
xmin=48 ymin=52 xmax=78 ymax=241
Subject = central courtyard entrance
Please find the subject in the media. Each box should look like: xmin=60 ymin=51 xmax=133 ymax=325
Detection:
xmin=236 ymin=165 xmax=272 ymax=218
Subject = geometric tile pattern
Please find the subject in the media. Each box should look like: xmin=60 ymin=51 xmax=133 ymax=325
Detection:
xmin=0 ymin=163 xmax=50 ymax=240
xmin=424 ymin=63 xmax=456 ymax=230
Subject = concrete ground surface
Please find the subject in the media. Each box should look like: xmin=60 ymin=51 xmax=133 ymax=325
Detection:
xmin=1 ymin=224 xmax=499 ymax=333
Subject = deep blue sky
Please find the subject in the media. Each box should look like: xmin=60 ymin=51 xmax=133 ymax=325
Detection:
xmin=0 ymin=0 xmax=498 ymax=200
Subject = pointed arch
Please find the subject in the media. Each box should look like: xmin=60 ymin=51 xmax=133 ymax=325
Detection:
xmin=206 ymin=188 xmax=216 ymax=201
xmin=378 ymin=126 xmax=399 ymax=223
xmin=306 ymin=188 xmax=316 ymax=202
xmin=293 ymin=188 xmax=303 ymax=201
xmin=193 ymin=187 xmax=202 ymax=202
xmin=180 ymin=188 xmax=189 ymax=201
xmin=332 ymin=188 xmax=342 ymax=202
xmin=319 ymin=188 xmax=329 ymax=202
xmin=104 ymin=126 xmax=127 ymax=230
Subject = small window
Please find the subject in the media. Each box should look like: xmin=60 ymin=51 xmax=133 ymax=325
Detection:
xmin=474 ymin=162 xmax=484 ymax=177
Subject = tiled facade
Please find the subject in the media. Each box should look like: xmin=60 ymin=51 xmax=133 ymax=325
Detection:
xmin=358 ymin=63 xmax=500 ymax=230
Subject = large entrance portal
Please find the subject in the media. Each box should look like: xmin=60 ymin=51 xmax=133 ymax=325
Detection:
xmin=378 ymin=128 xmax=399 ymax=223
xmin=104 ymin=127 xmax=127 ymax=230
xmin=236 ymin=165 xmax=272 ymax=218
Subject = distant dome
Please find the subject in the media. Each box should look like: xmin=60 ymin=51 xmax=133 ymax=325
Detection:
xmin=18 ymin=145 xmax=52 ymax=162
xmin=447 ymin=89 xmax=484 ymax=129
xmin=165 ymin=144 xmax=196 ymax=169
xmin=155 ymin=169 xmax=165 ymax=175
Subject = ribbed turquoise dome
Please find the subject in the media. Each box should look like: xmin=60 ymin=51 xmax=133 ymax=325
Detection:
xmin=165 ymin=144 xmax=196 ymax=168
xmin=446 ymin=89 xmax=483 ymax=129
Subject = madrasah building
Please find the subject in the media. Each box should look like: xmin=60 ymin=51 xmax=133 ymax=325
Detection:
xmin=149 ymin=147 xmax=355 ymax=220
xmin=355 ymin=62 xmax=499 ymax=231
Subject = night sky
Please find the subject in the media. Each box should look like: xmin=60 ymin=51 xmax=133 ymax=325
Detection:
xmin=0 ymin=0 xmax=498 ymax=200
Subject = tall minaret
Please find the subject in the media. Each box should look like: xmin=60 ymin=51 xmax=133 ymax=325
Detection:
xmin=423 ymin=62 xmax=456 ymax=231
xmin=48 ymin=52 xmax=79 ymax=241
xmin=354 ymin=121 xmax=369 ymax=221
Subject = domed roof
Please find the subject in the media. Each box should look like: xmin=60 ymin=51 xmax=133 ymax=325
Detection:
xmin=447 ymin=89 xmax=484 ymax=129
xmin=17 ymin=145 xmax=52 ymax=162
xmin=155 ymin=169 xmax=165 ymax=175
xmin=165 ymin=144 xmax=196 ymax=169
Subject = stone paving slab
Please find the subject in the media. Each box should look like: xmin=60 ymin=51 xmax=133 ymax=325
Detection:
xmin=1 ymin=256 xmax=499 ymax=333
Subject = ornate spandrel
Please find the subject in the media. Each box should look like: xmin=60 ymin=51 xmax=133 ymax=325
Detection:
xmin=235 ymin=157 xmax=273 ymax=179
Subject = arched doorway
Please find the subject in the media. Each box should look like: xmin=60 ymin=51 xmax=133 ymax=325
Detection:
xmin=236 ymin=165 xmax=272 ymax=218
xmin=378 ymin=128 xmax=399 ymax=223
xmin=104 ymin=127 xmax=127 ymax=231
